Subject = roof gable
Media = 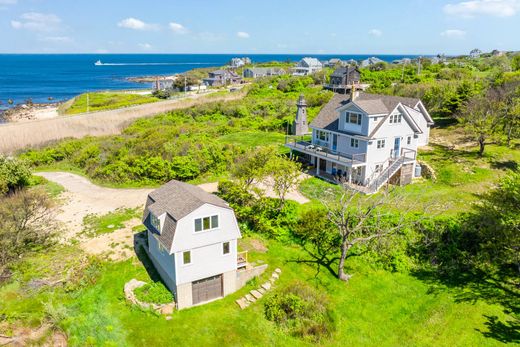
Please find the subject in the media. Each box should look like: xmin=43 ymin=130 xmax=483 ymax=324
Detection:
xmin=143 ymin=180 xmax=232 ymax=251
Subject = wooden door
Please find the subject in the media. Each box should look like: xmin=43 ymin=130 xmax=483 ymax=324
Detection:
xmin=192 ymin=274 xmax=223 ymax=305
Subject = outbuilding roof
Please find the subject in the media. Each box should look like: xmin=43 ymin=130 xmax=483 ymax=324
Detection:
xmin=142 ymin=180 xmax=231 ymax=250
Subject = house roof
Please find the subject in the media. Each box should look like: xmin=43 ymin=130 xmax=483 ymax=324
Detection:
xmin=142 ymin=180 xmax=231 ymax=250
xmin=245 ymin=67 xmax=284 ymax=74
xmin=310 ymin=92 xmax=423 ymax=139
xmin=331 ymin=66 xmax=359 ymax=78
xmin=300 ymin=57 xmax=322 ymax=67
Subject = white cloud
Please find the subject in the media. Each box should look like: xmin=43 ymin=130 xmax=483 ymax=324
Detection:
xmin=138 ymin=43 xmax=152 ymax=50
xmin=368 ymin=29 xmax=383 ymax=37
xmin=169 ymin=22 xmax=188 ymax=34
xmin=40 ymin=36 xmax=73 ymax=43
xmin=441 ymin=29 xmax=467 ymax=38
xmin=237 ymin=31 xmax=250 ymax=39
xmin=117 ymin=17 xmax=158 ymax=31
xmin=10 ymin=12 xmax=62 ymax=32
xmin=443 ymin=0 xmax=520 ymax=18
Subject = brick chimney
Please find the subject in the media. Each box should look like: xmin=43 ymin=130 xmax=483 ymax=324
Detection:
xmin=293 ymin=94 xmax=308 ymax=136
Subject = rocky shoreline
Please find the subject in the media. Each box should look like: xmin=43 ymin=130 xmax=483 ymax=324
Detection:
xmin=0 ymin=103 xmax=60 ymax=123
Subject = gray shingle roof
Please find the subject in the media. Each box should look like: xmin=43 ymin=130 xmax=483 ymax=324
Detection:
xmin=310 ymin=92 xmax=421 ymax=138
xmin=330 ymin=66 xmax=359 ymax=78
xmin=142 ymin=180 xmax=231 ymax=250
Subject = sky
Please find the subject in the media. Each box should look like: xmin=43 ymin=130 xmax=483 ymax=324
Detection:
xmin=0 ymin=0 xmax=519 ymax=55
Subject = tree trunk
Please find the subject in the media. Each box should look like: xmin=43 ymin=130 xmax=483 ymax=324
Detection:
xmin=337 ymin=238 xmax=352 ymax=281
xmin=478 ymin=136 xmax=485 ymax=156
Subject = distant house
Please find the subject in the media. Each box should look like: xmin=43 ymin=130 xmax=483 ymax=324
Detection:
xmin=392 ymin=58 xmax=412 ymax=65
xmin=491 ymin=49 xmax=505 ymax=57
xmin=143 ymin=180 xmax=264 ymax=309
xmin=285 ymin=91 xmax=433 ymax=194
xmin=229 ymin=57 xmax=252 ymax=68
xmin=324 ymin=67 xmax=362 ymax=93
xmin=203 ymin=70 xmax=242 ymax=87
xmin=470 ymin=49 xmax=482 ymax=59
xmin=243 ymin=67 xmax=286 ymax=78
xmin=292 ymin=57 xmax=323 ymax=76
xmin=360 ymin=57 xmax=384 ymax=68
xmin=324 ymin=58 xmax=348 ymax=68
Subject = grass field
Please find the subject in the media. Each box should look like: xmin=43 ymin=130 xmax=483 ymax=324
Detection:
xmin=0 ymin=235 xmax=515 ymax=346
xmin=63 ymin=92 xmax=160 ymax=115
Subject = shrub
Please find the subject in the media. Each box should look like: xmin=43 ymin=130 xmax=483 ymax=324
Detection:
xmin=264 ymin=281 xmax=336 ymax=342
xmin=0 ymin=156 xmax=32 ymax=195
xmin=134 ymin=282 xmax=173 ymax=304
xmin=0 ymin=189 xmax=57 ymax=269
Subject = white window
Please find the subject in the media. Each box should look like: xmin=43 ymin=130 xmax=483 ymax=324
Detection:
xmin=150 ymin=214 xmax=161 ymax=232
xmin=350 ymin=138 xmax=359 ymax=148
xmin=223 ymin=242 xmax=230 ymax=255
xmin=317 ymin=130 xmax=329 ymax=142
xmin=407 ymin=136 xmax=412 ymax=145
xmin=183 ymin=251 xmax=191 ymax=264
xmin=194 ymin=215 xmax=219 ymax=232
xmin=346 ymin=112 xmax=362 ymax=125
xmin=389 ymin=114 xmax=402 ymax=124
xmin=377 ymin=139 xmax=386 ymax=149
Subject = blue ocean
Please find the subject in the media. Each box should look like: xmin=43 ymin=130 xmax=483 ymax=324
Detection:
xmin=0 ymin=54 xmax=420 ymax=109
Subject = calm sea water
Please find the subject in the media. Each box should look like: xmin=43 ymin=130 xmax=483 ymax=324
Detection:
xmin=0 ymin=54 xmax=420 ymax=109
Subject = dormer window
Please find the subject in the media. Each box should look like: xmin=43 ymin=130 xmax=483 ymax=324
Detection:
xmin=389 ymin=114 xmax=402 ymax=124
xmin=195 ymin=215 xmax=219 ymax=232
xmin=346 ymin=112 xmax=362 ymax=125
xmin=150 ymin=214 xmax=161 ymax=232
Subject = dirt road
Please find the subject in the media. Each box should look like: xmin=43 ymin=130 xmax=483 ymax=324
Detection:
xmin=38 ymin=171 xmax=309 ymax=260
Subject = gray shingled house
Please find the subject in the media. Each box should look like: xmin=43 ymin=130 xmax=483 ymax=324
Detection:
xmin=142 ymin=180 xmax=251 ymax=309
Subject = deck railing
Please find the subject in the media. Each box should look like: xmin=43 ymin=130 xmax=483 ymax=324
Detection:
xmin=237 ymin=251 xmax=248 ymax=269
xmin=286 ymin=140 xmax=367 ymax=166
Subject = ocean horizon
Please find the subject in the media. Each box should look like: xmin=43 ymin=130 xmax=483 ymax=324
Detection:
xmin=0 ymin=53 xmax=428 ymax=110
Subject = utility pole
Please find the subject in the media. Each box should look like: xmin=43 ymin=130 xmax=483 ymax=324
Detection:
xmin=417 ymin=56 xmax=422 ymax=75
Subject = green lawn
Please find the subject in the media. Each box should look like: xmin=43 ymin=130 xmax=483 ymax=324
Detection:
xmin=82 ymin=208 xmax=141 ymax=237
xmin=63 ymin=92 xmax=160 ymax=115
xmin=0 ymin=236 xmax=515 ymax=346
xmin=299 ymin=139 xmax=520 ymax=213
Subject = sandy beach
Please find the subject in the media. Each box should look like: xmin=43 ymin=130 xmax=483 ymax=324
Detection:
xmin=1 ymin=103 xmax=59 ymax=122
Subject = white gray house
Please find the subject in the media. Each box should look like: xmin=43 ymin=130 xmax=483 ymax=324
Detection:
xmin=243 ymin=67 xmax=286 ymax=78
xmin=360 ymin=57 xmax=385 ymax=68
xmin=292 ymin=57 xmax=323 ymax=76
xmin=286 ymin=91 xmax=433 ymax=193
xmin=143 ymin=180 xmax=254 ymax=309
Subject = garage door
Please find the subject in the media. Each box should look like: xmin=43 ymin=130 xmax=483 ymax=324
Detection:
xmin=192 ymin=274 xmax=223 ymax=305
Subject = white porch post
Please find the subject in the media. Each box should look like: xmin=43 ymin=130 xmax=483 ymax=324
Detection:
xmin=348 ymin=168 xmax=352 ymax=183
xmin=316 ymin=156 xmax=320 ymax=177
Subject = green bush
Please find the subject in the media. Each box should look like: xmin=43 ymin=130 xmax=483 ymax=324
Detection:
xmin=134 ymin=282 xmax=174 ymax=305
xmin=0 ymin=156 xmax=32 ymax=195
xmin=264 ymin=281 xmax=336 ymax=342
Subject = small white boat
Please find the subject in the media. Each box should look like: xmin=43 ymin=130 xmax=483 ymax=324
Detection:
xmin=94 ymin=60 xmax=102 ymax=66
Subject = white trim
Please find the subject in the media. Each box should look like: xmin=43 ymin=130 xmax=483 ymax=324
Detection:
xmin=182 ymin=250 xmax=192 ymax=266
xmin=193 ymin=214 xmax=220 ymax=234
xmin=222 ymin=241 xmax=231 ymax=256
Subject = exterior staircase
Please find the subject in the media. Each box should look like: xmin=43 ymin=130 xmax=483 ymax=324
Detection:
xmin=344 ymin=156 xmax=407 ymax=194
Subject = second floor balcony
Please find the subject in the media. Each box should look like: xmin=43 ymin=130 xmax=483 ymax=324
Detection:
xmin=285 ymin=140 xmax=366 ymax=167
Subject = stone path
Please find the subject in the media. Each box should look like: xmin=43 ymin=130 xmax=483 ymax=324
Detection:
xmin=235 ymin=268 xmax=282 ymax=309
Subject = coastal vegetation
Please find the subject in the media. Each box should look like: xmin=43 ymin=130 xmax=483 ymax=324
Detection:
xmin=62 ymin=92 xmax=160 ymax=115
xmin=1 ymin=53 xmax=520 ymax=345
